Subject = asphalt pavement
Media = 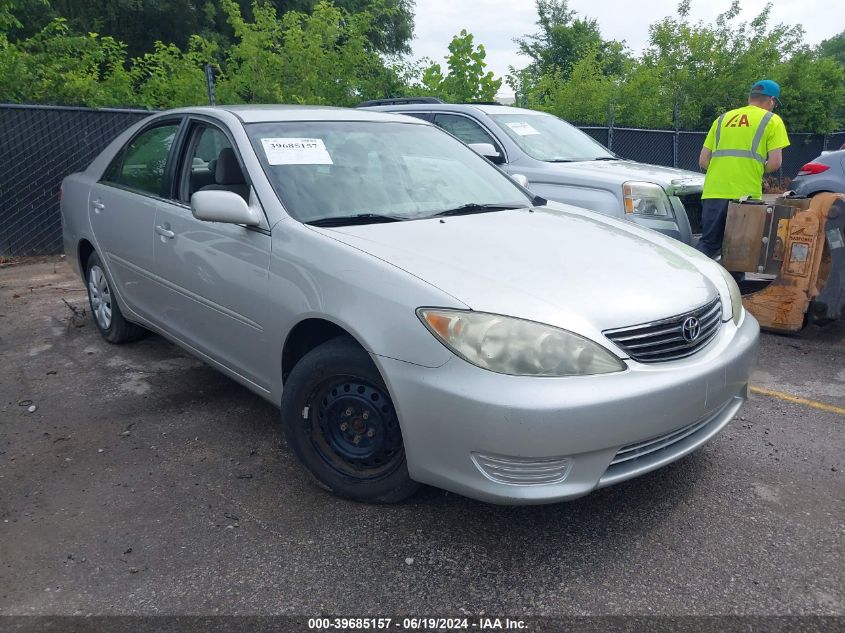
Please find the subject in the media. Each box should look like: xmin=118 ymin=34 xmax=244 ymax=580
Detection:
xmin=1 ymin=258 xmax=842 ymax=616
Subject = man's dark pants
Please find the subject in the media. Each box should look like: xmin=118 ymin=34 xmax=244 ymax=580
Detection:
xmin=696 ymin=197 xmax=744 ymax=282
xmin=696 ymin=198 xmax=731 ymax=257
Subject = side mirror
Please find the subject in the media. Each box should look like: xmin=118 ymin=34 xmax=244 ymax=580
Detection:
xmin=468 ymin=142 xmax=504 ymax=165
xmin=511 ymin=174 xmax=529 ymax=188
xmin=190 ymin=190 xmax=261 ymax=226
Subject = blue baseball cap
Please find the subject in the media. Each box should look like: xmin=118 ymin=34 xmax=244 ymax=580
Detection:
xmin=750 ymin=79 xmax=782 ymax=106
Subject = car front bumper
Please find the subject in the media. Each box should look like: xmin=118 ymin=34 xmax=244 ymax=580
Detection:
xmin=376 ymin=313 xmax=759 ymax=504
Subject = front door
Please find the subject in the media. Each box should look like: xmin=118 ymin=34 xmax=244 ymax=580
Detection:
xmin=431 ymin=113 xmax=506 ymax=164
xmin=152 ymin=121 xmax=273 ymax=392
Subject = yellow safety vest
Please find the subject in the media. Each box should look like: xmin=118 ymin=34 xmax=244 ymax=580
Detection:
xmin=702 ymin=105 xmax=789 ymax=200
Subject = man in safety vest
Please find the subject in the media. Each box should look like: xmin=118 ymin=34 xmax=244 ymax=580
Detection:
xmin=697 ymin=79 xmax=790 ymax=258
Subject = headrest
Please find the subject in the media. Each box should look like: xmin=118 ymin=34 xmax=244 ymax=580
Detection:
xmin=215 ymin=147 xmax=245 ymax=185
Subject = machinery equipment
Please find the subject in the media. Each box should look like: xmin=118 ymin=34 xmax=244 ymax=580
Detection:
xmin=721 ymin=192 xmax=845 ymax=333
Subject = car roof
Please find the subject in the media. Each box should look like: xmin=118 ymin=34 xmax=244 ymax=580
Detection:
xmin=363 ymin=103 xmax=548 ymax=117
xmin=818 ymin=149 xmax=845 ymax=160
xmin=162 ymin=104 xmax=429 ymax=125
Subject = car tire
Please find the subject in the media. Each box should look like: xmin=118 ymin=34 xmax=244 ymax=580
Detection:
xmin=85 ymin=252 xmax=146 ymax=344
xmin=280 ymin=336 xmax=420 ymax=503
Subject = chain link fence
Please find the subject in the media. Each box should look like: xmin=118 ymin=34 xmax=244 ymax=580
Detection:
xmin=0 ymin=104 xmax=152 ymax=257
xmin=1 ymin=103 xmax=843 ymax=256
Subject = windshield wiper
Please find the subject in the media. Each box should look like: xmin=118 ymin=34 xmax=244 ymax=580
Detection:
xmin=593 ymin=156 xmax=620 ymax=161
xmin=431 ymin=203 xmax=528 ymax=217
xmin=306 ymin=213 xmax=406 ymax=227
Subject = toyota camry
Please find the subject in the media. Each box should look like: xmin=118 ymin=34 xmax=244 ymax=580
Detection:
xmin=60 ymin=105 xmax=759 ymax=504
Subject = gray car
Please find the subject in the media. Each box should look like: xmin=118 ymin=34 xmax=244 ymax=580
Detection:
xmin=790 ymin=149 xmax=845 ymax=196
xmin=61 ymin=105 xmax=759 ymax=505
xmin=364 ymin=103 xmax=705 ymax=244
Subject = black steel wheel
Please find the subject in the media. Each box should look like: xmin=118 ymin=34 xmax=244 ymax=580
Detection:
xmin=310 ymin=378 xmax=404 ymax=478
xmin=280 ymin=336 xmax=419 ymax=503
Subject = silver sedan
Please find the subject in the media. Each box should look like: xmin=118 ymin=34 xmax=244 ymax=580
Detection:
xmin=61 ymin=105 xmax=759 ymax=504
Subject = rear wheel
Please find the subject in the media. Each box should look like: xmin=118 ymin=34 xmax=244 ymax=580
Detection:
xmin=85 ymin=252 xmax=146 ymax=344
xmin=280 ymin=336 xmax=419 ymax=503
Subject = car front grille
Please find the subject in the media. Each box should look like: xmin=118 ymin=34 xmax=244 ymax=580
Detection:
xmin=597 ymin=395 xmax=742 ymax=488
xmin=603 ymin=297 xmax=722 ymax=363
xmin=678 ymin=192 xmax=703 ymax=234
xmin=609 ymin=416 xmax=713 ymax=467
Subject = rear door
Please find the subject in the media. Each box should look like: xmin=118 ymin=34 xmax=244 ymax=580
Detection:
xmin=89 ymin=119 xmax=182 ymax=321
xmin=152 ymin=118 xmax=273 ymax=392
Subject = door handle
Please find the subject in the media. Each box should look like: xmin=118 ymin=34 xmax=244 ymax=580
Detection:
xmin=155 ymin=225 xmax=175 ymax=239
xmin=91 ymin=199 xmax=105 ymax=213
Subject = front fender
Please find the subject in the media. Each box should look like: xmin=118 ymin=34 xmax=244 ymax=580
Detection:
xmin=263 ymin=220 xmax=461 ymax=401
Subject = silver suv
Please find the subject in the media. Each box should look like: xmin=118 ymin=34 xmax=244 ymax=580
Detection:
xmin=363 ymin=101 xmax=704 ymax=245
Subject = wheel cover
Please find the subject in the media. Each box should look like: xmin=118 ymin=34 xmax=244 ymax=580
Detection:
xmin=307 ymin=377 xmax=404 ymax=480
xmin=88 ymin=265 xmax=112 ymax=330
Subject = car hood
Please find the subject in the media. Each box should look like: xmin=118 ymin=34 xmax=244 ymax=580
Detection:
xmin=311 ymin=203 xmax=724 ymax=337
xmin=538 ymin=159 xmax=704 ymax=194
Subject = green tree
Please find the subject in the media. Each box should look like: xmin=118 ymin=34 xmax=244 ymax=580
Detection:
xmin=3 ymin=0 xmax=415 ymax=58
xmin=34 ymin=0 xmax=210 ymax=58
xmin=131 ymin=37 xmax=217 ymax=108
xmin=1 ymin=0 xmax=51 ymax=38
xmin=818 ymin=30 xmax=845 ymax=67
xmin=0 ymin=0 xmax=407 ymax=108
xmin=417 ymin=29 xmax=501 ymax=103
xmin=524 ymin=48 xmax=614 ymax=123
xmin=325 ymin=0 xmax=414 ymax=55
xmin=638 ymin=0 xmax=803 ymax=128
xmin=509 ymin=0 xmax=627 ymax=99
xmin=0 ymin=18 xmax=134 ymax=106
xmin=773 ymin=49 xmax=845 ymax=133
xmin=513 ymin=0 xmax=845 ymax=132
xmin=817 ymin=30 xmax=845 ymax=125
xmin=216 ymin=0 xmax=400 ymax=105
xmin=615 ymin=62 xmax=673 ymax=128
xmin=1 ymin=0 xmax=22 ymax=32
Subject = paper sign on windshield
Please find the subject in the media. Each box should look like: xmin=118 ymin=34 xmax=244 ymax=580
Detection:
xmin=261 ymin=138 xmax=333 ymax=165
xmin=505 ymin=122 xmax=541 ymax=136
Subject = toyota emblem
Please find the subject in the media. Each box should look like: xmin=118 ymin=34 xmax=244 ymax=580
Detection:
xmin=682 ymin=316 xmax=701 ymax=343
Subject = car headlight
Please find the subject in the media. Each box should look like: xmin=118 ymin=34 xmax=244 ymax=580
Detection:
xmin=717 ymin=265 xmax=744 ymax=325
xmin=417 ymin=309 xmax=626 ymax=377
xmin=623 ymin=181 xmax=673 ymax=217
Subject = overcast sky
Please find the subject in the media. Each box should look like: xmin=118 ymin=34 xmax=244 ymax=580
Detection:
xmin=411 ymin=0 xmax=843 ymax=96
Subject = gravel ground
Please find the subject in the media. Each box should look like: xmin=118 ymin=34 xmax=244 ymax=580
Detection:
xmin=0 ymin=258 xmax=842 ymax=616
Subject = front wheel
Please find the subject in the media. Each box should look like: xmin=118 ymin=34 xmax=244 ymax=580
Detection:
xmin=280 ymin=336 xmax=420 ymax=503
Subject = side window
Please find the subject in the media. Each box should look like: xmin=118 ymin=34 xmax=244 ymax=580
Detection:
xmin=194 ymin=126 xmax=231 ymax=163
xmin=182 ymin=125 xmax=247 ymax=202
xmin=433 ymin=114 xmax=497 ymax=146
xmin=401 ymin=112 xmax=433 ymax=122
xmin=105 ymin=123 xmax=179 ymax=196
xmin=184 ymin=126 xmax=235 ymax=199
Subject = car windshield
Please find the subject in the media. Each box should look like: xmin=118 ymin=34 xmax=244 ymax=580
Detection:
xmin=490 ymin=112 xmax=616 ymax=162
xmin=245 ymin=121 xmax=531 ymax=224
